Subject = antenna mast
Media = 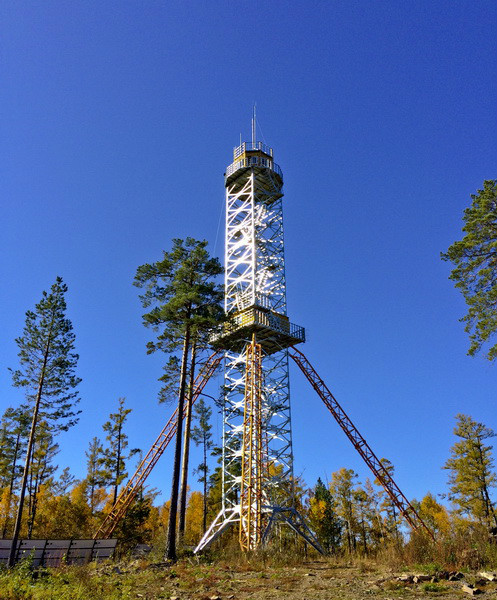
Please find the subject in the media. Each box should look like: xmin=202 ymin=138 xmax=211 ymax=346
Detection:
xmin=251 ymin=104 xmax=256 ymax=146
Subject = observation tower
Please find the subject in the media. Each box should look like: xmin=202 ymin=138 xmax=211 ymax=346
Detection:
xmin=95 ymin=118 xmax=433 ymax=548
xmin=196 ymin=114 xmax=320 ymax=552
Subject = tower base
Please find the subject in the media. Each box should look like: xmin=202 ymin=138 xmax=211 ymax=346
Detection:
xmin=194 ymin=505 xmax=324 ymax=555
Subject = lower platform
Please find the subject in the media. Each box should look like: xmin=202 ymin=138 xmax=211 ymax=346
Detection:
xmin=211 ymin=306 xmax=305 ymax=355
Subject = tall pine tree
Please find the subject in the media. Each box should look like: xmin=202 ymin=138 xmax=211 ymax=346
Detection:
xmin=8 ymin=277 xmax=81 ymax=566
xmin=134 ymin=238 xmax=223 ymax=561
xmin=99 ymin=398 xmax=139 ymax=506
xmin=85 ymin=436 xmax=105 ymax=514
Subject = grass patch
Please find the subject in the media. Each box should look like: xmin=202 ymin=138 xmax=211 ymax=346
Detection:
xmin=422 ymin=582 xmax=449 ymax=593
xmin=412 ymin=562 xmax=443 ymax=576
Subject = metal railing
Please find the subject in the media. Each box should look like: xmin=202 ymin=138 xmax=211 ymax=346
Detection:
xmin=226 ymin=156 xmax=283 ymax=179
xmin=214 ymin=307 xmax=305 ymax=343
xmin=234 ymin=141 xmax=273 ymax=159
xmin=234 ymin=292 xmax=273 ymax=312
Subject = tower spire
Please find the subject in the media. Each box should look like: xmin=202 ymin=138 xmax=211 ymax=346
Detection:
xmin=251 ymin=103 xmax=256 ymax=146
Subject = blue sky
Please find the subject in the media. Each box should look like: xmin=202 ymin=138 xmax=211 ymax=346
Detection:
xmin=1 ymin=1 xmax=496 ymax=508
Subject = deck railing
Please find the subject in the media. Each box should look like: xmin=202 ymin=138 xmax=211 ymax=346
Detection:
xmin=226 ymin=156 xmax=283 ymax=179
xmin=213 ymin=307 xmax=305 ymax=344
xmin=233 ymin=141 xmax=273 ymax=159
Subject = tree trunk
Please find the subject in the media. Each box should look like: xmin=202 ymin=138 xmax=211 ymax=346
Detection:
xmin=390 ymin=504 xmax=400 ymax=540
xmin=27 ymin=456 xmax=48 ymax=539
xmin=202 ymin=432 xmax=208 ymax=534
xmin=27 ymin=465 xmax=34 ymax=537
xmin=165 ymin=328 xmax=191 ymax=562
xmin=476 ymin=438 xmax=497 ymax=527
xmin=90 ymin=481 xmax=95 ymax=514
xmin=8 ymin=330 xmax=51 ymax=566
xmin=483 ymin=485 xmax=497 ymax=528
xmin=113 ymin=419 xmax=123 ymax=506
xmin=27 ymin=458 xmax=40 ymax=539
xmin=178 ymin=341 xmax=197 ymax=540
xmin=345 ymin=519 xmax=351 ymax=553
xmin=27 ymin=489 xmax=38 ymax=539
xmin=361 ymin=517 xmax=368 ymax=554
xmin=2 ymin=433 xmax=21 ymax=538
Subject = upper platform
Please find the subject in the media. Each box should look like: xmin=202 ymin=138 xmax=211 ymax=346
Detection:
xmin=225 ymin=141 xmax=283 ymax=188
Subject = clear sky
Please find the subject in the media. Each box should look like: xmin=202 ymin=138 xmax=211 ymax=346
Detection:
xmin=1 ymin=1 xmax=496 ymax=508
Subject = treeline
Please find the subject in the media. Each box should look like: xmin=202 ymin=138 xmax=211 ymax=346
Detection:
xmin=306 ymin=414 xmax=497 ymax=566
xmin=1 ymin=234 xmax=496 ymax=567
xmin=0 ymin=388 xmax=215 ymax=546
xmin=1 ymin=397 xmax=496 ymax=561
xmin=0 ymin=395 xmax=135 ymax=539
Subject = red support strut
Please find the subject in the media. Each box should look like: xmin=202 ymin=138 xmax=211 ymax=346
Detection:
xmin=289 ymin=346 xmax=434 ymax=540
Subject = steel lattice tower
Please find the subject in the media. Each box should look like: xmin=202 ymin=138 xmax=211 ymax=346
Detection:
xmin=95 ymin=119 xmax=434 ymax=549
xmin=195 ymin=117 xmax=321 ymax=553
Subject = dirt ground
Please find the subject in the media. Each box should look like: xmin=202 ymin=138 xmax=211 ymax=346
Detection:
xmin=112 ymin=559 xmax=497 ymax=600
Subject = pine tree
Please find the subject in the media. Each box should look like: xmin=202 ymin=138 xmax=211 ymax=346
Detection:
xmin=441 ymin=180 xmax=497 ymax=360
xmin=191 ymin=397 xmax=213 ymax=534
xmin=353 ymin=487 xmax=373 ymax=554
xmin=158 ymin=356 xmax=181 ymax=405
xmin=444 ymin=414 xmax=497 ymax=526
xmin=134 ymin=238 xmax=223 ymax=561
xmin=207 ymin=455 xmax=223 ymax=520
xmin=99 ymin=398 xmax=139 ymax=506
xmin=8 ymin=277 xmax=81 ymax=567
xmin=308 ymin=478 xmax=341 ymax=553
xmin=0 ymin=416 xmax=16 ymax=489
xmin=85 ymin=436 xmax=105 ymax=513
xmin=51 ymin=467 xmax=77 ymax=496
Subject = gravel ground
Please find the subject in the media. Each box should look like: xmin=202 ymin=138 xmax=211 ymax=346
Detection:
xmin=120 ymin=559 xmax=497 ymax=600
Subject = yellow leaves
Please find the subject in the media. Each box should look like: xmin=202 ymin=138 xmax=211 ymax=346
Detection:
xmin=143 ymin=504 xmax=161 ymax=536
xmin=32 ymin=491 xmax=93 ymax=538
xmin=91 ymin=488 xmax=108 ymax=513
xmin=184 ymin=491 xmax=204 ymax=544
xmin=100 ymin=491 xmax=119 ymax=515
xmin=70 ymin=481 xmax=88 ymax=505
xmin=157 ymin=499 xmax=171 ymax=530
xmin=308 ymin=497 xmax=326 ymax=523
xmin=0 ymin=486 xmax=15 ymax=534
xmin=419 ymin=493 xmax=451 ymax=535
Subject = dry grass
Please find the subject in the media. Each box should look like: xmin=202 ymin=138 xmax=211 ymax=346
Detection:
xmin=0 ymin=537 xmax=496 ymax=600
